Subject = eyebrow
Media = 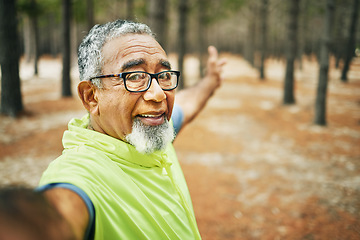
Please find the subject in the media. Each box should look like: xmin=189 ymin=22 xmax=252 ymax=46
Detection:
xmin=120 ymin=58 xmax=172 ymax=72
xmin=160 ymin=60 xmax=172 ymax=70
xmin=120 ymin=59 xmax=145 ymax=72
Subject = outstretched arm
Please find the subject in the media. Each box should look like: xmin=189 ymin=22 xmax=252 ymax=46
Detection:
xmin=0 ymin=186 xmax=79 ymax=240
xmin=44 ymin=188 xmax=89 ymax=240
xmin=175 ymin=46 xmax=226 ymax=129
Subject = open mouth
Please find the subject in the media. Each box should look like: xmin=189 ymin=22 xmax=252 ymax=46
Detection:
xmin=137 ymin=113 xmax=165 ymax=126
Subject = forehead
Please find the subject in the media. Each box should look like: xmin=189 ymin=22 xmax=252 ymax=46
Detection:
xmin=101 ymin=34 xmax=168 ymax=71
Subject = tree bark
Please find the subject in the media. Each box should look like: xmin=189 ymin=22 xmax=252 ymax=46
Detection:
xmin=86 ymin=0 xmax=94 ymax=32
xmin=259 ymin=0 xmax=268 ymax=80
xmin=314 ymin=0 xmax=335 ymax=126
xmin=62 ymin=0 xmax=72 ymax=97
xmin=147 ymin=0 xmax=168 ymax=50
xmin=49 ymin=14 xmax=59 ymax=57
xmin=23 ymin=16 xmax=33 ymax=63
xmin=334 ymin=5 xmax=345 ymax=69
xmin=30 ymin=0 xmax=40 ymax=76
xmin=0 ymin=0 xmax=23 ymax=117
xmin=283 ymin=0 xmax=300 ymax=105
xmin=298 ymin=0 xmax=309 ymax=70
xmin=340 ymin=0 xmax=359 ymax=82
xmin=245 ymin=3 xmax=256 ymax=66
xmin=126 ymin=0 xmax=134 ymax=21
xmin=177 ymin=0 xmax=188 ymax=90
xmin=197 ymin=0 xmax=207 ymax=78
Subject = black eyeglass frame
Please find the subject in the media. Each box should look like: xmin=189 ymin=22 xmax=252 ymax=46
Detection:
xmin=89 ymin=70 xmax=181 ymax=93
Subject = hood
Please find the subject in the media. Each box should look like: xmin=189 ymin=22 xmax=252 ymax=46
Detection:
xmin=62 ymin=114 xmax=172 ymax=168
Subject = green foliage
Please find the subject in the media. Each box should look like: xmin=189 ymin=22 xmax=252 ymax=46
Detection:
xmin=72 ymin=0 xmax=87 ymax=23
xmin=223 ymin=0 xmax=245 ymax=11
xmin=17 ymin=0 xmax=62 ymax=25
xmin=133 ymin=0 xmax=147 ymax=20
xmin=17 ymin=0 xmax=43 ymax=17
xmin=11 ymin=0 xmax=360 ymax=57
xmin=196 ymin=0 xmax=246 ymax=25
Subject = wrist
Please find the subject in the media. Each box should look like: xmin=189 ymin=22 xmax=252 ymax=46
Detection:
xmin=201 ymin=74 xmax=221 ymax=95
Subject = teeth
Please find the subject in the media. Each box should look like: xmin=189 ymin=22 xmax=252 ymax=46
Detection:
xmin=140 ymin=114 xmax=162 ymax=118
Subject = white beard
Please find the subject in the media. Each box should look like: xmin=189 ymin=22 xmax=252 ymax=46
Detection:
xmin=125 ymin=118 xmax=175 ymax=154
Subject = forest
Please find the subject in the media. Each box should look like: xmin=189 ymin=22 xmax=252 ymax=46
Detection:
xmin=4 ymin=0 xmax=360 ymax=60
xmin=0 ymin=0 xmax=359 ymax=122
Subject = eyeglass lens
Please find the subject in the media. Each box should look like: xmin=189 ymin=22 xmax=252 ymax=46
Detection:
xmin=124 ymin=71 xmax=178 ymax=92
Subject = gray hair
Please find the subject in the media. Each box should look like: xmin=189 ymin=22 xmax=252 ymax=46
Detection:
xmin=78 ymin=20 xmax=155 ymax=86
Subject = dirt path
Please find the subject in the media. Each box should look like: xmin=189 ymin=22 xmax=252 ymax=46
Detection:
xmin=1 ymin=55 xmax=359 ymax=239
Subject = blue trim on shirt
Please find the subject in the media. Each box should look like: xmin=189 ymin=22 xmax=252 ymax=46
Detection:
xmin=36 ymin=183 xmax=95 ymax=240
xmin=172 ymin=103 xmax=184 ymax=135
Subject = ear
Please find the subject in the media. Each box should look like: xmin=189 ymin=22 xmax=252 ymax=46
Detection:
xmin=77 ymin=81 xmax=99 ymax=115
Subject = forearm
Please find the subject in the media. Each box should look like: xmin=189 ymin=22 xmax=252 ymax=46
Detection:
xmin=44 ymin=188 xmax=89 ymax=240
xmin=175 ymin=76 xmax=219 ymax=126
xmin=175 ymin=46 xmax=225 ymax=128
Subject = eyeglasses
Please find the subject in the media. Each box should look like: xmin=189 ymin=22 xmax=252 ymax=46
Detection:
xmin=89 ymin=70 xmax=180 ymax=93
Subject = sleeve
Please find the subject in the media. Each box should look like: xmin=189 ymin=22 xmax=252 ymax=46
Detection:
xmin=171 ymin=103 xmax=184 ymax=135
xmin=36 ymin=183 xmax=95 ymax=240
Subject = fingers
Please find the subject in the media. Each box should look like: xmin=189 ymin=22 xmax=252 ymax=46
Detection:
xmin=208 ymin=46 xmax=218 ymax=62
xmin=203 ymin=46 xmax=226 ymax=89
xmin=207 ymin=46 xmax=226 ymax=74
xmin=218 ymin=58 xmax=227 ymax=68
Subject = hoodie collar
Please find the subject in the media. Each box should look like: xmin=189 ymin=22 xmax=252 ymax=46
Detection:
xmin=63 ymin=114 xmax=172 ymax=168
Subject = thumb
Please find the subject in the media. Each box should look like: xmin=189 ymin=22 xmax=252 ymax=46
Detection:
xmin=208 ymin=46 xmax=218 ymax=63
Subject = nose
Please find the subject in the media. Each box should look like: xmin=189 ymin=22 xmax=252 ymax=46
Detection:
xmin=143 ymin=78 xmax=166 ymax=102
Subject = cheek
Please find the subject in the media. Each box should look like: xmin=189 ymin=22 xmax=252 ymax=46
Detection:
xmin=98 ymin=90 xmax=134 ymax=122
xmin=116 ymin=93 xmax=144 ymax=127
xmin=98 ymin=93 xmax=118 ymax=113
xmin=100 ymin=92 xmax=140 ymax=138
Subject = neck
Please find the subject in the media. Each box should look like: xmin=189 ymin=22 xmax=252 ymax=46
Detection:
xmin=87 ymin=121 xmax=95 ymax=130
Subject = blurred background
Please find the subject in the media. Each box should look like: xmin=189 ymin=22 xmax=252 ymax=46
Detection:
xmin=0 ymin=0 xmax=360 ymax=239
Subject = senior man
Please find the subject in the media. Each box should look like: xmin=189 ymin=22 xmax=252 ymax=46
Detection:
xmin=38 ymin=19 xmax=225 ymax=240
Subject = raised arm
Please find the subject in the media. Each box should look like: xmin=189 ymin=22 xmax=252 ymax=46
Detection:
xmin=175 ymin=46 xmax=226 ymax=128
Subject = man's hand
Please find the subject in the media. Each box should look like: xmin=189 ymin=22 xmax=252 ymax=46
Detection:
xmin=175 ymin=46 xmax=226 ymax=129
xmin=204 ymin=46 xmax=227 ymax=91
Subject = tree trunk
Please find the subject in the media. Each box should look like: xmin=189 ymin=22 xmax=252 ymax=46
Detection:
xmin=341 ymin=0 xmax=359 ymax=82
xmin=283 ymin=0 xmax=300 ymax=105
xmin=177 ymin=0 xmax=188 ymax=90
xmin=298 ymin=0 xmax=309 ymax=70
xmin=198 ymin=0 xmax=207 ymax=78
xmin=259 ymin=0 xmax=268 ymax=80
xmin=23 ymin=16 xmax=33 ymax=63
xmin=30 ymin=0 xmax=40 ymax=76
xmin=147 ymin=0 xmax=168 ymax=50
xmin=126 ymin=0 xmax=134 ymax=21
xmin=334 ymin=5 xmax=345 ymax=69
xmin=0 ymin=0 xmax=23 ymax=117
xmin=33 ymin=17 xmax=40 ymax=76
xmin=314 ymin=0 xmax=335 ymax=126
xmin=245 ymin=3 xmax=256 ymax=66
xmin=86 ymin=0 xmax=94 ymax=32
xmin=62 ymin=0 xmax=72 ymax=97
xmin=49 ymin=14 xmax=59 ymax=57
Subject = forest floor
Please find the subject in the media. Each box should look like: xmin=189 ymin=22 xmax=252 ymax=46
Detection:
xmin=0 ymin=54 xmax=359 ymax=240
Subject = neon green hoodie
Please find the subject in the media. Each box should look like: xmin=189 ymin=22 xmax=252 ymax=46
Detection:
xmin=39 ymin=114 xmax=201 ymax=240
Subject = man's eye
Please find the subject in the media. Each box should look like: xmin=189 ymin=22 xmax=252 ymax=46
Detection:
xmin=158 ymin=72 xmax=171 ymax=80
xmin=126 ymin=73 xmax=146 ymax=81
